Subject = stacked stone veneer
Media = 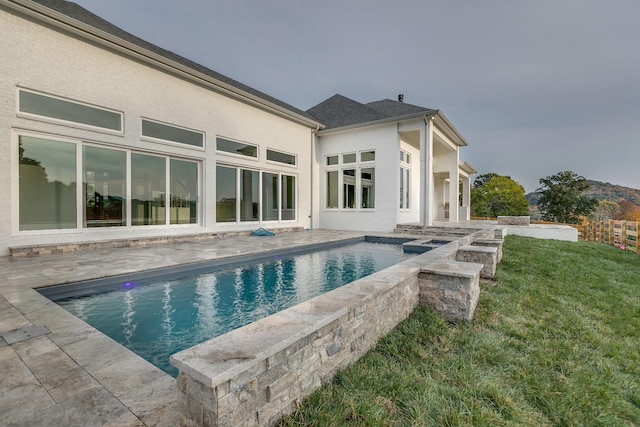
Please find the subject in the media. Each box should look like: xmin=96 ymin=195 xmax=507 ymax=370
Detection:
xmin=171 ymin=263 xmax=420 ymax=426
xmin=9 ymin=227 xmax=303 ymax=257
xmin=171 ymin=228 xmax=503 ymax=427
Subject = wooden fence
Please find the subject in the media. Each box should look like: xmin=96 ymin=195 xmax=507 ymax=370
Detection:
xmin=581 ymin=220 xmax=639 ymax=254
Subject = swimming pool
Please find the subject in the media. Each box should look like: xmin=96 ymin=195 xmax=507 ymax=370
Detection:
xmin=48 ymin=239 xmax=415 ymax=376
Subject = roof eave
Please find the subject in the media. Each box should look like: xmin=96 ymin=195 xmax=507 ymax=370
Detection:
xmin=432 ymin=111 xmax=469 ymax=147
xmin=317 ymin=110 xmax=438 ymax=135
xmin=3 ymin=0 xmax=324 ymax=129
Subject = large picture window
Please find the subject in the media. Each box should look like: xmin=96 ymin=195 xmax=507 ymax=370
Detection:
xmin=216 ymin=166 xmax=295 ymax=224
xmin=240 ymin=169 xmax=259 ymax=222
xmin=18 ymin=136 xmax=77 ymax=230
xmin=83 ymin=146 xmax=126 ymax=227
xmin=216 ymin=166 xmax=237 ymax=222
xmin=281 ymin=175 xmax=296 ymax=220
xmin=262 ymin=172 xmax=279 ymax=221
xmin=16 ymin=134 xmax=200 ymax=231
xmin=170 ymin=159 xmax=198 ymax=224
xmin=324 ymin=149 xmax=375 ymax=211
xmin=131 ymin=154 xmax=166 ymax=226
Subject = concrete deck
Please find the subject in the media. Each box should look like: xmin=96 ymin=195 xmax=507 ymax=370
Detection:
xmin=0 ymin=229 xmax=366 ymax=426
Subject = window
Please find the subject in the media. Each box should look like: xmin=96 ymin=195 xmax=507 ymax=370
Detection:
xmin=170 ymin=159 xmax=198 ymax=224
xmin=142 ymin=119 xmax=204 ymax=148
xmin=324 ymin=149 xmax=376 ymax=210
xmin=19 ymin=90 xmax=122 ymax=132
xmin=326 ymin=171 xmax=339 ymax=209
xmin=400 ymin=167 xmax=404 ymax=209
xmin=267 ymin=149 xmax=296 ymax=166
xmin=343 ymin=169 xmax=356 ymax=209
xmin=216 ymin=137 xmax=257 ymax=158
xmin=18 ymin=136 xmax=77 ymax=230
xmin=400 ymin=150 xmax=411 ymax=210
xmin=262 ymin=172 xmax=279 ymax=221
xmin=281 ymin=175 xmax=295 ymax=220
xmin=16 ymin=134 xmax=200 ymax=231
xmin=83 ymin=146 xmax=126 ymax=228
xmin=240 ymin=169 xmax=259 ymax=221
xmin=326 ymin=155 xmax=338 ymax=166
xmin=131 ymin=154 xmax=166 ymax=226
xmin=342 ymin=153 xmax=356 ymax=164
xmin=217 ymin=166 xmax=295 ymax=224
xmin=216 ymin=165 xmax=237 ymax=223
xmin=361 ymin=168 xmax=375 ymax=209
xmin=360 ymin=150 xmax=375 ymax=162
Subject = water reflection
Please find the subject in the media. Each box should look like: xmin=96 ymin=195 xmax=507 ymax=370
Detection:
xmin=58 ymin=242 xmax=414 ymax=376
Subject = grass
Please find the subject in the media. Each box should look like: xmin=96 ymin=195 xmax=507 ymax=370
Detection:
xmin=278 ymin=236 xmax=640 ymax=426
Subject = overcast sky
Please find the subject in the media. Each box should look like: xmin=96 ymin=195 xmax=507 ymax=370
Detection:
xmin=72 ymin=0 xmax=640 ymax=193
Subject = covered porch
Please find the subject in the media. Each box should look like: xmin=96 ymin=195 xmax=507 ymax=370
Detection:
xmin=398 ymin=113 xmax=475 ymax=227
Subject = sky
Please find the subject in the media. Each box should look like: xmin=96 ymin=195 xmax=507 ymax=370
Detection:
xmin=71 ymin=0 xmax=640 ymax=193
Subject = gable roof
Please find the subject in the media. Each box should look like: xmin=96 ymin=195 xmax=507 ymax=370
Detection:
xmin=306 ymin=94 xmax=388 ymax=129
xmin=307 ymin=94 xmax=438 ymax=130
xmin=307 ymin=94 xmax=469 ymax=146
xmin=7 ymin=0 xmax=322 ymax=127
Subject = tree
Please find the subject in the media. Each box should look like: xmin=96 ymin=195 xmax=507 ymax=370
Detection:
xmin=589 ymin=200 xmax=619 ymax=222
xmin=471 ymin=174 xmax=529 ymax=217
xmin=536 ymin=171 xmax=598 ymax=224
xmin=613 ymin=199 xmax=640 ymax=221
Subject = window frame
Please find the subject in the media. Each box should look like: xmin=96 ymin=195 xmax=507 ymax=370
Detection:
xmin=323 ymin=149 xmax=376 ymax=211
xmin=400 ymin=149 xmax=412 ymax=211
xmin=141 ymin=118 xmax=205 ymax=150
xmin=216 ymin=136 xmax=259 ymax=160
xmin=12 ymin=130 xmax=202 ymax=234
xmin=17 ymin=88 xmax=124 ymax=135
xmin=266 ymin=148 xmax=297 ymax=167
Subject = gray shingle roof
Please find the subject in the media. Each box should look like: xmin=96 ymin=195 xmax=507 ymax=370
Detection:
xmin=306 ymin=94 xmax=388 ymax=129
xmin=366 ymin=99 xmax=437 ymax=118
xmin=28 ymin=0 xmax=319 ymax=124
xmin=307 ymin=94 xmax=438 ymax=130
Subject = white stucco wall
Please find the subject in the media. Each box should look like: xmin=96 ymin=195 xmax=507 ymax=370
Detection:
xmin=316 ymin=124 xmax=400 ymax=232
xmin=0 ymin=8 xmax=314 ymax=255
xmin=397 ymin=140 xmax=421 ymax=225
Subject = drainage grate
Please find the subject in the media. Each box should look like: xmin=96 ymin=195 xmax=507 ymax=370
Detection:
xmin=1 ymin=325 xmax=50 ymax=345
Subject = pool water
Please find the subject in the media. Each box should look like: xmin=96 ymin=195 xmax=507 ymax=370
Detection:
xmin=56 ymin=241 xmax=414 ymax=376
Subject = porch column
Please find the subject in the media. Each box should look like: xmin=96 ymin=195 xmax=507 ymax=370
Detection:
xmin=447 ymin=151 xmax=459 ymax=222
xmin=460 ymin=175 xmax=471 ymax=221
xmin=420 ymin=119 xmax=434 ymax=226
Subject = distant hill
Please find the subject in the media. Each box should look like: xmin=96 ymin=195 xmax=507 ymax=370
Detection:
xmin=526 ymin=180 xmax=640 ymax=206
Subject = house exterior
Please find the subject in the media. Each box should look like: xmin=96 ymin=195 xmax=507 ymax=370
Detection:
xmin=0 ymin=0 xmax=474 ymax=256
xmin=308 ymin=94 xmax=476 ymax=233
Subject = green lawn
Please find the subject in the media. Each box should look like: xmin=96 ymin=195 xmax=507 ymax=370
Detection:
xmin=278 ymin=236 xmax=640 ymax=426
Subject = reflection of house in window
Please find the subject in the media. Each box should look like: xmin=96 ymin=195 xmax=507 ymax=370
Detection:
xmin=343 ymin=169 xmax=356 ymax=209
xmin=361 ymin=168 xmax=375 ymax=209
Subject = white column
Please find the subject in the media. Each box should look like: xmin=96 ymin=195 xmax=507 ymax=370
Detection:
xmin=420 ymin=119 xmax=434 ymax=226
xmin=447 ymin=151 xmax=459 ymax=222
xmin=461 ymin=175 xmax=471 ymax=220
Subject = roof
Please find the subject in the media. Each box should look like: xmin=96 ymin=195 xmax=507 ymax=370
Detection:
xmin=8 ymin=0 xmax=321 ymax=127
xmin=307 ymin=94 xmax=438 ymax=130
xmin=307 ymin=94 xmax=469 ymax=146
